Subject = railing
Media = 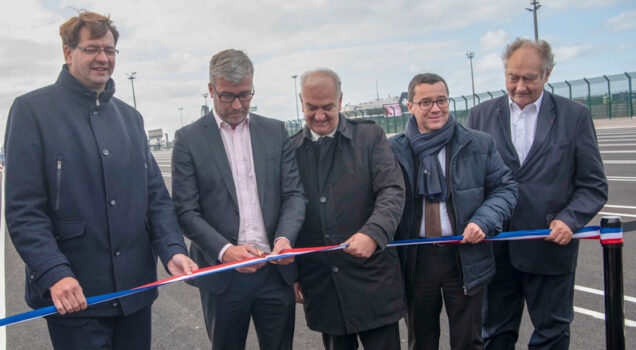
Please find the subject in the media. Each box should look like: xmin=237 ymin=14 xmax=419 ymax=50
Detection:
xmin=285 ymin=72 xmax=635 ymax=135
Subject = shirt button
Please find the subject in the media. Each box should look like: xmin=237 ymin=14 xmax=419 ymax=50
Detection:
xmin=30 ymin=274 xmax=35 ymax=280
xmin=112 ymin=301 xmax=119 ymax=307
xmin=320 ymin=196 xmax=327 ymax=203
xmin=109 ymin=200 xmax=116 ymax=206
xmin=113 ymin=250 xmax=120 ymax=256
xmin=92 ymin=111 xmax=98 ymax=116
xmin=324 ymin=232 xmax=331 ymax=239
xmin=102 ymin=149 xmax=110 ymax=156
xmin=332 ymin=266 xmax=339 ymax=273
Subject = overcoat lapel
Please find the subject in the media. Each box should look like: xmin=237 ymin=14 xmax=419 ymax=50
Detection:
xmin=202 ymin=114 xmax=238 ymax=207
xmin=496 ymin=98 xmax=521 ymax=171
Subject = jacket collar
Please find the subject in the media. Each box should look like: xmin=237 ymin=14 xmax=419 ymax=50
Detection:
xmin=56 ymin=64 xmax=116 ymax=105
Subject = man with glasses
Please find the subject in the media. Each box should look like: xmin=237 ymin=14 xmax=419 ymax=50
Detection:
xmin=467 ymin=39 xmax=607 ymax=350
xmin=4 ymin=11 xmax=197 ymax=349
xmin=172 ymin=49 xmax=306 ymax=350
xmin=390 ymin=73 xmax=517 ymax=349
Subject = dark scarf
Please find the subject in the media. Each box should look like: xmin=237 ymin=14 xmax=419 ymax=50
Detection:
xmin=405 ymin=114 xmax=456 ymax=202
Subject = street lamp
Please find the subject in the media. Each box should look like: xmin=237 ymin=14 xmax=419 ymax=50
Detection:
xmin=202 ymin=93 xmax=209 ymax=108
xmin=466 ymin=51 xmax=476 ymax=106
xmin=178 ymin=107 xmax=184 ymax=127
xmin=126 ymin=72 xmax=137 ymax=109
xmin=526 ymin=0 xmax=541 ymax=41
xmin=292 ymin=74 xmax=300 ymax=121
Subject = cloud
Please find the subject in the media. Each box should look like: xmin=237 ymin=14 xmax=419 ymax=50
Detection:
xmin=480 ymin=30 xmax=509 ymax=51
xmin=553 ymin=44 xmax=597 ymax=62
xmin=603 ymin=10 xmax=636 ymax=31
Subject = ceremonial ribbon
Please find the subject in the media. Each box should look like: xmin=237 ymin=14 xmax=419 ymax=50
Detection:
xmin=0 ymin=225 xmax=621 ymax=327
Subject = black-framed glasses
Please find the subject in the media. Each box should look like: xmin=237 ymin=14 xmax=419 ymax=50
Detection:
xmin=75 ymin=45 xmax=119 ymax=56
xmin=415 ymin=97 xmax=449 ymax=110
xmin=212 ymin=86 xmax=255 ymax=103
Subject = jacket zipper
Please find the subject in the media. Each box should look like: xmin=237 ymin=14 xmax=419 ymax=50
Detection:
xmin=55 ymin=157 xmax=62 ymax=211
xmin=449 ymin=138 xmax=471 ymax=295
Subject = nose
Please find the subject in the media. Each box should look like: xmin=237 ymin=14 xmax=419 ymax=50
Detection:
xmin=314 ymin=110 xmax=326 ymax=120
xmin=230 ymin=97 xmax=243 ymax=109
xmin=515 ymin=80 xmax=528 ymax=92
xmin=95 ymin=50 xmax=109 ymax=62
xmin=430 ymin=102 xmax=441 ymax=113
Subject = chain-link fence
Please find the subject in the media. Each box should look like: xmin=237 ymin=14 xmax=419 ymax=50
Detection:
xmin=285 ymin=72 xmax=635 ymax=136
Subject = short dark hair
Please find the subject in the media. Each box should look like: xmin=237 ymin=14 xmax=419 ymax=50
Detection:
xmin=59 ymin=10 xmax=119 ymax=48
xmin=408 ymin=73 xmax=449 ymax=101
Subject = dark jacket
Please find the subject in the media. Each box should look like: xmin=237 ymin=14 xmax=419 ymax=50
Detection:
xmin=291 ymin=116 xmax=405 ymax=335
xmin=4 ymin=65 xmax=188 ymax=317
xmin=467 ymin=93 xmax=607 ymax=274
xmin=172 ymin=112 xmax=306 ymax=293
xmin=390 ymin=121 xmax=517 ymax=294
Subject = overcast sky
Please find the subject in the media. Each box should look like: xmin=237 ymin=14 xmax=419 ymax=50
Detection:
xmin=1 ymin=0 xmax=634 ymax=140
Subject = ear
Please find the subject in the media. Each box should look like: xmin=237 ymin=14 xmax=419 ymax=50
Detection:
xmin=299 ymin=93 xmax=305 ymax=113
xmin=337 ymin=92 xmax=343 ymax=111
xmin=543 ymin=69 xmax=552 ymax=83
xmin=208 ymin=82 xmax=214 ymax=96
xmin=63 ymin=45 xmax=73 ymax=65
xmin=407 ymin=101 xmax=415 ymax=115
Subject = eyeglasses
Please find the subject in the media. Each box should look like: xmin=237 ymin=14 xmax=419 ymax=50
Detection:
xmin=414 ymin=97 xmax=449 ymax=110
xmin=212 ymin=86 xmax=255 ymax=103
xmin=75 ymin=46 xmax=119 ymax=56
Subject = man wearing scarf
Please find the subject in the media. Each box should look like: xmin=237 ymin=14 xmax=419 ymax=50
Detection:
xmin=390 ymin=73 xmax=518 ymax=350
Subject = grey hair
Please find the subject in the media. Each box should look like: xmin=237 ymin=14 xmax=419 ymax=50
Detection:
xmin=407 ymin=73 xmax=449 ymax=101
xmin=502 ymin=38 xmax=555 ymax=76
xmin=300 ymin=68 xmax=342 ymax=97
xmin=209 ymin=49 xmax=254 ymax=86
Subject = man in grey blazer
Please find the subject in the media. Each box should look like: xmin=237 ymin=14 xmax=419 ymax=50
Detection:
xmin=467 ymin=39 xmax=607 ymax=350
xmin=172 ymin=49 xmax=306 ymax=350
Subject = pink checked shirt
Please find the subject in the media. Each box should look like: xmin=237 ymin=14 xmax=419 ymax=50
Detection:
xmin=213 ymin=110 xmax=271 ymax=261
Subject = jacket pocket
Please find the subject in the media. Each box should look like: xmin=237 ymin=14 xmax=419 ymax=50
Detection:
xmin=55 ymin=155 xmax=63 ymax=211
xmin=52 ymin=221 xmax=85 ymax=241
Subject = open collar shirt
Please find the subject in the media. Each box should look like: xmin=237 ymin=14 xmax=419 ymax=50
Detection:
xmin=508 ymin=92 xmax=544 ymax=165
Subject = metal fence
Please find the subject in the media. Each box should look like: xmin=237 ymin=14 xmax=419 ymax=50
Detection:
xmin=285 ymin=72 xmax=635 ymax=135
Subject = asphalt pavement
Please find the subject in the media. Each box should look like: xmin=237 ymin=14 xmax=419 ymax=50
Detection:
xmin=3 ymin=120 xmax=636 ymax=349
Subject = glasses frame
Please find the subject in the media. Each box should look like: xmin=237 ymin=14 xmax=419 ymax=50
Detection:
xmin=75 ymin=45 xmax=119 ymax=56
xmin=414 ymin=97 xmax=450 ymax=110
xmin=212 ymin=85 xmax=255 ymax=104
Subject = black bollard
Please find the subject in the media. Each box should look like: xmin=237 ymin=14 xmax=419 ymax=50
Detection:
xmin=600 ymin=216 xmax=625 ymax=350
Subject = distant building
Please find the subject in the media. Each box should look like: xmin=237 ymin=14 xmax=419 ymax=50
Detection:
xmin=342 ymin=92 xmax=409 ymax=118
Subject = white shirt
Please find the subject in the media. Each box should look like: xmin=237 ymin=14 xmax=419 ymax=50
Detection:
xmin=213 ymin=109 xmax=272 ymax=262
xmin=509 ymin=93 xmax=544 ymax=165
xmin=309 ymin=127 xmax=337 ymax=141
xmin=418 ymin=148 xmax=454 ymax=237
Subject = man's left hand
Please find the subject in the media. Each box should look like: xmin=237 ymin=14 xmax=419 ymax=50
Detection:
xmin=546 ymin=219 xmax=573 ymax=245
xmin=269 ymin=238 xmax=294 ymax=265
xmin=167 ymin=253 xmax=199 ymax=276
xmin=343 ymin=233 xmax=377 ymax=258
xmin=461 ymin=223 xmax=485 ymax=244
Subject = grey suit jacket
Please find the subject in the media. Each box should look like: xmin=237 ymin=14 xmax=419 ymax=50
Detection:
xmin=467 ymin=92 xmax=607 ymax=275
xmin=172 ymin=112 xmax=306 ymax=292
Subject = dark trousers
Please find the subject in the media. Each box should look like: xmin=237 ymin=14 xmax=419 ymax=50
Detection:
xmin=46 ymin=304 xmax=151 ymax=350
xmin=483 ymin=242 xmax=575 ymax=350
xmin=321 ymin=322 xmax=401 ymax=350
xmin=406 ymin=244 xmax=484 ymax=350
xmin=199 ymin=263 xmax=295 ymax=350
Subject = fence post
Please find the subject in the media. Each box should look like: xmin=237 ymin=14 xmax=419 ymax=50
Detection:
xmin=487 ymin=91 xmax=494 ymax=100
xmin=583 ymin=78 xmax=592 ymax=115
xmin=600 ymin=216 xmax=625 ymax=350
xmin=604 ymin=75 xmax=612 ymax=120
xmin=626 ymin=72 xmax=633 ymax=118
xmin=565 ymin=80 xmax=572 ymax=100
xmin=450 ymin=97 xmax=457 ymax=117
xmin=547 ymin=82 xmax=554 ymax=94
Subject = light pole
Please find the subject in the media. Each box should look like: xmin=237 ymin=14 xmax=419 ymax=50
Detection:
xmin=126 ymin=72 xmax=137 ymax=109
xmin=466 ymin=51 xmax=476 ymax=106
xmin=526 ymin=0 xmax=541 ymax=41
xmin=178 ymin=107 xmax=184 ymax=127
xmin=202 ymin=93 xmax=209 ymax=106
xmin=292 ymin=74 xmax=300 ymax=121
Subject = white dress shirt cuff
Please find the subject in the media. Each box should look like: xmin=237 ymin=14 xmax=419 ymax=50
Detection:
xmin=218 ymin=243 xmax=233 ymax=263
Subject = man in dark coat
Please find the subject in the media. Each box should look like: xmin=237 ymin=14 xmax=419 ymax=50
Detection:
xmin=291 ymin=68 xmax=406 ymax=350
xmin=3 ymin=11 xmax=197 ymax=350
xmin=467 ymin=38 xmax=608 ymax=350
xmin=390 ymin=73 xmax=517 ymax=350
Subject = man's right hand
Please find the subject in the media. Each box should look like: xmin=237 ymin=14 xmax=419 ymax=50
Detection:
xmin=49 ymin=277 xmax=87 ymax=315
xmin=222 ymin=245 xmax=266 ymax=273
